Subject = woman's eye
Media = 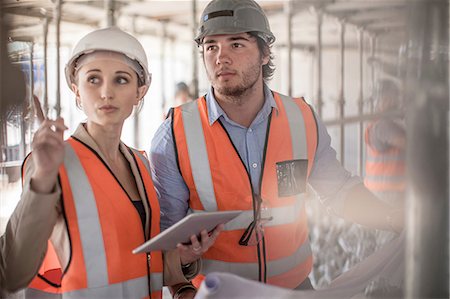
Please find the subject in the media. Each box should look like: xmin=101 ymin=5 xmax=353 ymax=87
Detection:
xmin=87 ymin=76 xmax=100 ymax=84
xmin=116 ymin=77 xmax=129 ymax=84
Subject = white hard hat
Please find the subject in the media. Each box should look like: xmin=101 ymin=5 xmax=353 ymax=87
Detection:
xmin=65 ymin=27 xmax=151 ymax=89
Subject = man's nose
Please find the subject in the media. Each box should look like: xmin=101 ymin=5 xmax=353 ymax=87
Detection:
xmin=216 ymin=46 xmax=231 ymax=65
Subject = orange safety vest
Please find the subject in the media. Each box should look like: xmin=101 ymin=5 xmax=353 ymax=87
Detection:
xmin=25 ymin=138 xmax=163 ymax=299
xmin=172 ymin=92 xmax=317 ymax=289
xmin=364 ymin=123 xmax=406 ymax=202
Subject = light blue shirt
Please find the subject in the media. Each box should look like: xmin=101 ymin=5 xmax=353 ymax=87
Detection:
xmin=150 ymin=84 xmax=360 ymax=230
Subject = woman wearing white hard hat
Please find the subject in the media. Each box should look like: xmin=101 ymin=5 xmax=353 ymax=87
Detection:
xmin=0 ymin=27 xmax=219 ymax=298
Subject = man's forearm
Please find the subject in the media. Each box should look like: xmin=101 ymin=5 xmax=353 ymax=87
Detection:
xmin=341 ymin=183 xmax=404 ymax=232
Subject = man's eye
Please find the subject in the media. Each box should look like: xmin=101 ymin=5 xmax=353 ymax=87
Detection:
xmin=206 ymin=45 xmax=216 ymax=51
xmin=232 ymin=43 xmax=243 ymax=48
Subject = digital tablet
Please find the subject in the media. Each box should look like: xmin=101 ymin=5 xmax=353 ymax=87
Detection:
xmin=132 ymin=210 xmax=242 ymax=253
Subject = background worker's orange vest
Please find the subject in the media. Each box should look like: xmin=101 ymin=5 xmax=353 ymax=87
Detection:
xmin=26 ymin=138 xmax=163 ymax=299
xmin=172 ymin=92 xmax=317 ymax=289
xmin=364 ymin=123 xmax=406 ymax=204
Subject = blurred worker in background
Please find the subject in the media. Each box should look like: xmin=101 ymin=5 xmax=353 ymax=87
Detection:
xmin=150 ymin=0 xmax=403 ymax=291
xmin=365 ymin=79 xmax=406 ymax=208
xmin=0 ymin=27 xmax=220 ymax=299
xmin=174 ymin=82 xmax=193 ymax=107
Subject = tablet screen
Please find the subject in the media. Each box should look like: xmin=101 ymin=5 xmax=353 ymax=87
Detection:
xmin=132 ymin=210 xmax=242 ymax=253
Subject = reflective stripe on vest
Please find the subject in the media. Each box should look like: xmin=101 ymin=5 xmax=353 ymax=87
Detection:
xmin=181 ymin=94 xmax=308 ymax=211
xmin=64 ymin=143 xmax=109 ymax=288
xmin=192 ymin=194 xmax=306 ymax=231
xmin=181 ymin=101 xmax=218 ymax=211
xmin=278 ymin=94 xmax=308 ymax=160
xmin=201 ymin=238 xmax=312 ymax=280
xmin=25 ymin=275 xmax=161 ymax=298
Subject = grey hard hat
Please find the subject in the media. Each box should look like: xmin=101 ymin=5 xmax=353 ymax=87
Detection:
xmin=195 ymin=0 xmax=275 ymax=45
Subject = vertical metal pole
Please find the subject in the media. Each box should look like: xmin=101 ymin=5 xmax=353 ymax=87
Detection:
xmin=160 ymin=21 xmax=167 ymax=113
xmin=369 ymin=35 xmax=376 ymax=114
xmin=192 ymin=0 xmax=199 ymax=98
xmin=338 ymin=20 xmax=346 ymax=165
xmin=53 ymin=0 xmax=61 ymax=117
xmin=316 ymin=10 xmax=323 ymax=117
xmin=131 ymin=17 xmax=140 ymax=148
xmin=24 ymin=42 xmax=34 ymax=155
xmin=405 ymin=0 xmax=449 ymax=298
xmin=357 ymin=28 xmax=364 ymax=177
xmin=105 ymin=0 xmax=116 ymax=27
xmin=20 ymin=42 xmax=34 ymax=158
xmin=43 ymin=16 xmax=49 ymax=117
xmin=285 ymin=0 xmax=293 ymax=97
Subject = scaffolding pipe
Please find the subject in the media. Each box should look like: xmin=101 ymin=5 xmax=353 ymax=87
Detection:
xmin=338 ymin=20 xmax=346 ymax=165
xmin=54 ymin=0 xmax=61 ymax=117
xmin=42 ymin=16 xmax=49 ymax=117
xmin=316 ymin=10 xmax=323 ymax=117
xmin=131 ymin=17 xmax=140 ymax=148
xmin=357 ymin=28 xmax=364 ymax=177
xmin=405 ymin=0 xmax=449 ymax=297
xmin=105 ymin=0 xmax=116 ymax=27
xmin=160 ymin=21 xmax=167 ymax=113
xmin=369 ymin=35 xmax=376 ymax=113
xmin=191 ymin=0 xmax=199 ymax=98
xmin=285 ymin=0 xmax=293 ymax=97
xmin=21 ymin=42 xmax=34 ymax=158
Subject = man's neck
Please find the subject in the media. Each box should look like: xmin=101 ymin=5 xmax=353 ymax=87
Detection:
xmin=214 ymin=81 xmax=266 ymax=128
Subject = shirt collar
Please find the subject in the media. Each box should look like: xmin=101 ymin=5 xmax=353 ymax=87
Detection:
xmin=205 ymin=84 xmax=278 ymax=126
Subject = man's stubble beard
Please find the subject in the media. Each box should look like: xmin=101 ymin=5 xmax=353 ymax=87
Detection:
xmin=208 ymin=60 xmax=263 ymax=105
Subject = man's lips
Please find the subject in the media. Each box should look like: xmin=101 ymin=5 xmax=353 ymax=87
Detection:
xmin=217 ymin=70 xmax=236 ymax=79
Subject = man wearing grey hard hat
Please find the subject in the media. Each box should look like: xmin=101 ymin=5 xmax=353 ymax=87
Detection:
xmin=151 ymin=0 xmax=403 ymax=292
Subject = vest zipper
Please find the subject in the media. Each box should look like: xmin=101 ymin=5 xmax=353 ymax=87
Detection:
xmin=218 ymin=111 xmax=273 ymax=283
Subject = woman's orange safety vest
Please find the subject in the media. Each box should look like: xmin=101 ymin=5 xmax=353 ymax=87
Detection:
xmin=172 ymin=92 xmax=317 ymax=289
xmin=364 ymin=123 xmax=406 ymax=203
xmin=26 ymin=138 xmax=163 ymax=299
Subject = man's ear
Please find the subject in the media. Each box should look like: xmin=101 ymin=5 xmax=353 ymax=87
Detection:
xmin=261 ymin=46 xmax=270 ymax=66
xmin=136 ymin=85 xmax=148 ymax=104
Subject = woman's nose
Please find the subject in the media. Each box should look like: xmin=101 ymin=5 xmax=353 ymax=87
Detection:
xmin=100 ymin=82 xmax=114 ymax=100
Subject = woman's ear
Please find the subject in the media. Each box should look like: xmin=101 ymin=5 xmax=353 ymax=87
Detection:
xmin=136 ymin=85 xmax=148 ymax=105
xmin=71 ymin=83 xmax=82 ymax=108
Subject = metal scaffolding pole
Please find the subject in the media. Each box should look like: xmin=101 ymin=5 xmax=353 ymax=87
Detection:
xmin=369 ymin=35 xmax=377 ymax=114
xmin=316 ymin=10 xmax=323 ymax=117
xmin=357 ymin=28 xmax=364 ymax=177
xmin=131 ymin=17 xmax=140 ymax=148
xmin=405 ymin=0 xmax=449 ymax=298
xmin=160 ymin=20 xmax=167 ymax=113
xmin=53 ymin=0 xmax=61 ymax=117
xmin=285 ymin=0 xmax=293 ymax=97
xmin=338 ymin=20 xmax=346 ymax=165
xmin=105 ymin=0 xmax=116 ymax=27
xmin=191 ymin=0 xmax=199 ymax=99
xmin=42 ymin=16 xmax=49 ymax=117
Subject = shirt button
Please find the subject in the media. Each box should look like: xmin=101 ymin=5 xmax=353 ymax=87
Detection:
xmin=252 ymin=163 xmax=258 ymax=168
xmin=248 ymin=128 xmax=253 ymax=133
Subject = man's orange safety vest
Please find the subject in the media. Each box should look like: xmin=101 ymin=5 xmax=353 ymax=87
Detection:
xmin=26 ymin=138 xmax=163 ymax=299
xmin=172 ymin=92 xmax=317 ymax=289
xmin=364 ymin=123 xmax=406 ymax=202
